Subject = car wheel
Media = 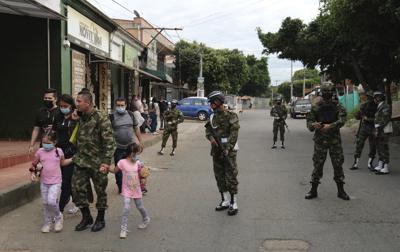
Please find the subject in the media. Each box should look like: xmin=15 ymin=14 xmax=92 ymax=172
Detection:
xmin=198 ymin=111 xmax=208 ymax=121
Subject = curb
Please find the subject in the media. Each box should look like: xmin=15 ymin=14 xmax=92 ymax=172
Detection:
xmin=0 ymin=136 xmax=162 ymax=217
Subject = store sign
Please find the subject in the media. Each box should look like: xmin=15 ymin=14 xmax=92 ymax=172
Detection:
xmin=67 ymin=6 xmax=109 ymax=56
xmin=124 ymin=44 xmax=139 ymax=68
xmin=71 ymin=50 xmax=86 ymax=97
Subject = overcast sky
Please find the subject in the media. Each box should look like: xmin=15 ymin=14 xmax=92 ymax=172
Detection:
xmin=88 ymin=0 xmax=320 ymax=86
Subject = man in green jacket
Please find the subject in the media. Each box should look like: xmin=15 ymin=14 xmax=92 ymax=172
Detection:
xmin=72 ymin=91 xmax=116 ymax=232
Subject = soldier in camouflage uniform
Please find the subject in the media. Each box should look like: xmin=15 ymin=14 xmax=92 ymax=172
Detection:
xmin=305 ymin=82 xmax=350 ymax=201
xmin=205 ymin=91 xmax=240 ymax=216
xmin=158 ymin=100 xmax=184 ymax=156
xmin=71 ymin=91 xmax=116 ymax=232
xmin=270 ymin=96 xmax=288 ymax=149
xmin=373 ymin=91 xmax=392 ymax=175
xmin=350 ymin=91 xmax=377 ymax=170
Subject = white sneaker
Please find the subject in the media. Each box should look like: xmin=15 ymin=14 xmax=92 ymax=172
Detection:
xmin=41 ymin=224 xmax=51 ymax=233
xmin=138 ymin=217 xmax=150 ymax=229
xmin=67 ymin=206 xmax=79 ymax=214
xmin=376 ymin=163 xmax=390 ymax=175
xmin=374 ymin=161 xmax=383 ymax=171
xmin=54 ymin=214 xmax=63 ymax=232
xmin=120 ymin=230 xmax=128 ymax=239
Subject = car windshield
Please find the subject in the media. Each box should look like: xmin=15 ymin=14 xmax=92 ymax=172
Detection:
xmin=295 ymin=100 xmax=311 ymax=105
xmin=193 ymin=99 xmax=208 ymax=106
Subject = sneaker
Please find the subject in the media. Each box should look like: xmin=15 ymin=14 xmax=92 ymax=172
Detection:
xmin=41 ymin=224 xmax=51 ymax=233
xmin=271 ymin=144 xmax=277 ymax=149
xmin=54 ymin=214 xmax=64 ymax=232
xmin=152 ymin=132 xmax=159 ymax=135
xmin=67 ymin=206 xmax=79 ymax=214
xmin=138 ymin=217 xmax=150 ymax=229
xmin=120 ymin=230 xmax=128 ymax=239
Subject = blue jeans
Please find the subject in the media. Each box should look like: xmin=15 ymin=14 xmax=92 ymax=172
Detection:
xmin=149 ymin=112 xmax=157 ymax=132
xmin=114 ymin=148 xmax=126 ymax=193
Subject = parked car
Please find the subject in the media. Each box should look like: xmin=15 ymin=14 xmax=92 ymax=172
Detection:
xmin=176 ymin=97 xmax=213 ymax=121
xmin=290 ymin=99 xmax=312 ymax=118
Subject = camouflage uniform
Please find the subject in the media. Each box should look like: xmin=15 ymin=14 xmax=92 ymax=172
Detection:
xmin=354 ymin=100 xmax=377 ymax=159
xmin=270 ymin=105 xmax=288 ymax=142
xmin=205 ymin=110 xmax=240 ymax=194
xmin=161 ymin=108 xmax=184 ymax=148
xmin=375 ymin=102 xmax=392 ymax=164
xmin=72 ymin=109 xmax=116 ymax=210
xmin=306 ymin=100 xmax=347 ymax=183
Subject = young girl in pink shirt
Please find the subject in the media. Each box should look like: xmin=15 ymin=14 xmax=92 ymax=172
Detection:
xmin=107 ymin=143 xmax=150 ymax=239
xmin=30 ymin=132 xmax=72 ymax=233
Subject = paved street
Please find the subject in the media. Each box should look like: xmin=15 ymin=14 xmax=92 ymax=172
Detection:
xmin=1 ymin=109 xmax=400 ymax=252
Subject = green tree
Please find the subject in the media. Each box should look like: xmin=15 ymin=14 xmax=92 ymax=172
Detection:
xmin=239 ymin=56 xmax=271 ymax=97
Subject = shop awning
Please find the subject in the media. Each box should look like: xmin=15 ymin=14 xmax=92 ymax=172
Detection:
xmin=0 ymin=0 xmax=66 ymax=20
xmin=135 ymin=68 xmax=162 ymax=81
xmin=139 ymin=67 xmax=172 ymax=83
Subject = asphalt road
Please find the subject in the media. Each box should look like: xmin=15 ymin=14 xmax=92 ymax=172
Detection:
xmin=1 ymin=109 xmax=400 ymax=252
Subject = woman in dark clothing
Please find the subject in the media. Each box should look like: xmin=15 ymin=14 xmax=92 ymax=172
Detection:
xmin=53 ymin=94 xmax=80 ymax=214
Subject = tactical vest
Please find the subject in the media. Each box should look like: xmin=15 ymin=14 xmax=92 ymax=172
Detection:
xmin=316 ymin=102 xmax=338 ymax=124
xmin=362 ymin=101 xmax=377 ymax=120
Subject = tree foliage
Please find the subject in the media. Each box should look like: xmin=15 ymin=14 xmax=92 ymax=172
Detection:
xmin=173 ymin=40 xmax=270 ymax=96
xmin=257 ymin=0 xmax=400 ymax=95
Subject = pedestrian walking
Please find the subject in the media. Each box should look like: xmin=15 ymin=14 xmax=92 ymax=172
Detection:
xmin=305 ymin=82 xmax=350 ymax=201
xmin=159 ymin=99 xmax=168 ymax=130
xmin=350 ymin=91 xmax=377 ymax=170
xmin=106 ymin=143 xmax=150 ymax=239
xmin=53 ymin=94 xmax=80 ymax=214
xmin=148 ymin=97 xmax=158 ymax=134
xmin=29 ymin=132 xmax=72 ymax=233
xmin=71 ymin=90 xmax=116 ymax=232
xmin=205 ymin=91 xmax=240 ymax=216
xmin=373 ymin=91 xmax=392 ymax=175
xmin=110 ymin=98 xmax=143 ymax=194
xmin=29 ymin=88 xmax=60 ymax=153
xmin=270 ymin=96 xmax=288 ymax=149
xmin=158 ymin=100 xmax=184 ymax=156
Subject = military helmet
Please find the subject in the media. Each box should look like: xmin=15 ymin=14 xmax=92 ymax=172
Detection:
xmin=207 ymin=91 xmax=225 ymax=104
xmin=373 ymin=91 xmax=385 ymax=97
xmin=320 ymin=82 xmax=336 ymax=93
xmin=365 ymin=91 xmax=374 ymax=97
xmin=171 ymin=99 xmax=178 ymax=104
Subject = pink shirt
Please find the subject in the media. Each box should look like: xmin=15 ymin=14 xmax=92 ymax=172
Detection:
xmin=118 ymin=159 xmax=142 ymax=199
xmin=34 ymin=148 xmax=64 ymax=184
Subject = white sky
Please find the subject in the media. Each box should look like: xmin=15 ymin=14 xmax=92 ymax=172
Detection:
xmin=87 ymin=0 xmax=320 ymax=86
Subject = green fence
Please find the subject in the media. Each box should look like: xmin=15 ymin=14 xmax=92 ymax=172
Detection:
xmin=339 ymin=90 xmax=360 ymax=113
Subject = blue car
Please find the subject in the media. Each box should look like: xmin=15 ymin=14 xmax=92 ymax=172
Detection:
xmin=176 ymin=97 xmax=213 ymax=121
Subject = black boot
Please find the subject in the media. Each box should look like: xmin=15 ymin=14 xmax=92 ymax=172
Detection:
xmin=75 ymin=207 xmax=93 ymax=231
xmin=305 ymin=182 xmax=319 ymax=199
xmin=170 ymin=148 xmax=176 ymax=156
xmin=227 ymin=193 xmax=238 ymax=216
xmin=281 ymin=141 xmax=285 ymax=149
xmin=350 ymin=157 xmax=359 ymax=170
xmin=91 ymin=209 xmax=106 ymax=232
xmin=336 ymin=182 xmax=350 ymax=200
xmin=271 ymin=142 xmax=277 ymax=149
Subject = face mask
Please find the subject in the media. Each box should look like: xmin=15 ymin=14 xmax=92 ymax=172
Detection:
xmin=116 ymin=107 xmax=126 ymax=114
xmin=42 ymin=143 xmax=54 ymax=151
xmin=60 ymin=107 xmax=71 ymax=115
xmin=43 ymin=100 xmax=53 ymax=109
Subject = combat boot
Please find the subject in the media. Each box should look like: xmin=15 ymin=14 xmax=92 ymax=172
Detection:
xmin=374 ymin=160 xmax=383 ymax=172
xmin=170 ymin=148 xmax=176 ymax=156
xmin=350 ymin=157 xmax=359 ymax=170
xmin=281 ymin=141 xmax=285 ymax=149
xmin=367 ymin=157 xmax=375 ymax=171
xmin=305 ymin=182 xmax=319 ymax=199
xmin=215 ymin=192 xmax=230 ymax=211
xmin=271 ymin=142 xmax=277 ymax=149
xmin=91 ymin=209 xmax=106 ymax=232
xmin=75 ymin=207 xmax=93 ymax=231
xmin=227 ymin=193 xmax=238 ymax=216
xmin=158 ymin=147 xmax=165 ymax=155
xmin=376 ymin=163 xmax=390 ymax=175
xmin=336 ymin=182 xmax=350 ymax=200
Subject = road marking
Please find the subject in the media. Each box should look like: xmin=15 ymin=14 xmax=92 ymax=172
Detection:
xmin=261 ymin=239 xmax=310 ymax=251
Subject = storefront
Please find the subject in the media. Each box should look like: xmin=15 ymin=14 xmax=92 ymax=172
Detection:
xmin=64 ymin=0 xmax=116 ymax=112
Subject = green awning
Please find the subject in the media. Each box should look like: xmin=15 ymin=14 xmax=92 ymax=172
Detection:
xmin=140 ymin=67 xmax=172 ymax=83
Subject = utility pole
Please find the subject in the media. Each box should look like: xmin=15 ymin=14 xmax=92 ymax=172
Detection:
xmin=303 ymin=66 xmax=306 ymax=98
xmin=290 ymin=60 xmax=293 ymax=102
xmin=197 ymin=53 xmax=204 ymax=97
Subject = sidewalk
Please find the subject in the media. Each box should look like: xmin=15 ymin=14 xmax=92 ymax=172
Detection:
xmin=0 ymin=132 xmax=162 ymax=216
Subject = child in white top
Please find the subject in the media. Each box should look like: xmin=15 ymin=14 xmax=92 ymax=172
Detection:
xmin=107 ymin=143 xmax=150 ymax=239
xmin=29 ymin=132 xmax=72 ymax=233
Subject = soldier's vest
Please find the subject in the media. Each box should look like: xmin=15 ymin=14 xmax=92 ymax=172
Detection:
xmin=316 ymin=102 xmax=338 ymax=124
xmin=362 ymin=101 xmax=377 ymax=122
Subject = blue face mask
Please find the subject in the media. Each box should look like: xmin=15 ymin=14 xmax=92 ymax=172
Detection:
xmin=60 ymin=107 xmax=71 ymax=115
xmin=116 ymin=107 xmax=126 ymax=114
xmin=43 ymin=143 xmax=54 ymax=151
